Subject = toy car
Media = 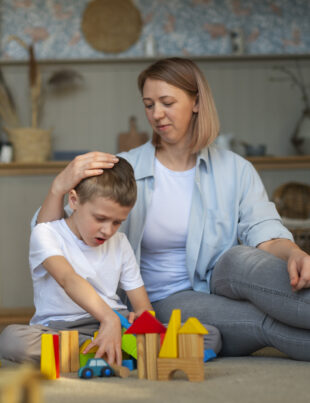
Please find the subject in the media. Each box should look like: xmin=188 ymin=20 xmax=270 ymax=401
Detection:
xmin=78 ymin=358 xmax=114 ymax=379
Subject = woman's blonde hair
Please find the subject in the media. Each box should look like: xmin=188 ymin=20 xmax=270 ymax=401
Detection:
xmin=137 ymin=57 xmax=220 ymax=153
xmin=75 ymin=157 xmax=137 ymax=207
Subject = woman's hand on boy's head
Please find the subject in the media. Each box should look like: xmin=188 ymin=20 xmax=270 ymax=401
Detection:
xmin=82 ymin=310 xmax=122 ymax=366
xmin=52 ymin=151 xmax=119 ymax=197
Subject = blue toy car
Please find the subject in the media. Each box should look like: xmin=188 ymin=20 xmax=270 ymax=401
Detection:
xmin=78 ymin=358 xmax=114 ymax=379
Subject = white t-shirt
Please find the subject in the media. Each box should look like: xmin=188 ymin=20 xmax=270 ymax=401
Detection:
xmin=140 ymin=158 xmax=194 ymax=302
xmin=29 ymin=219 xmax=144 ymax=325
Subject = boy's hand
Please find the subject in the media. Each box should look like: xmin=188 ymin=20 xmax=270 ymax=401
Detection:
xmin=127 ymin=311 xmax=138 ymax=324
xmin=82 ymin=311 xmax=122 ymax=366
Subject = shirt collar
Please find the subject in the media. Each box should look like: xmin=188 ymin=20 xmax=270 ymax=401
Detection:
xmin=133 ymin=141 xmax=211 ymax=180
xmin=134 ymin=141 xmax=156 ymax=180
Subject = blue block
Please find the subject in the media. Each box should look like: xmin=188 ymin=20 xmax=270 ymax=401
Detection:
xmin=204 ymin=349 xmax=217 ymax=362
xmin=113 ymin=310 xmax=131 ymax=329
xmin=122 ymin=359 xmax=136 ymax=371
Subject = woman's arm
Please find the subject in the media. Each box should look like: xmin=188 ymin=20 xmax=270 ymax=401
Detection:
xmin=37 ymin=152 xmax=118 ymax=224
xmin=43 ymin=255 xmax=123 ymax=365
xmin=258 ymin=238 xmax=310 ymax=291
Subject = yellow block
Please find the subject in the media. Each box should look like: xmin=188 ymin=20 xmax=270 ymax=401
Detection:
xmin=178 ymin=318 xmax=208 ymax=335
xmin=79 ymin=338 xmax=98 ymax=354
xmin=159 ymin=309 xmax=181 ymax=358
xmin=41 ymin=334 xmax=56 ymax=379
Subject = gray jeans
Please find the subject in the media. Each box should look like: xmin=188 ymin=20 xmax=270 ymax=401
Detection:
xmin=152 ymin=245 xmax=310 ymax=361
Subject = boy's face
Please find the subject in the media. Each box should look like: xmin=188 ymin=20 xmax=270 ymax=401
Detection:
xmin=67 ymin=190 xmax=131 ymax=247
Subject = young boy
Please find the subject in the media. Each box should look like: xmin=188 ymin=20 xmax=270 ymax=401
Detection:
xmin=0 ymin=157 xmax=153 ymax=366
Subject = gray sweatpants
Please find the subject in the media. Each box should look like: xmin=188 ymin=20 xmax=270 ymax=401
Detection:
xmin=0 ymin=310 xmax=221 ymax=363
xmin=152 ymin=245 xmax=310 ymax=361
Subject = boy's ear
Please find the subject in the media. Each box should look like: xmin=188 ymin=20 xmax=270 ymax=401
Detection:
xmin=68 ymin=189 xmax=80 ymax=210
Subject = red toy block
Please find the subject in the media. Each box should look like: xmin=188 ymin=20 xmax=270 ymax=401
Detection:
xmin=53 ymin=334 xmax=60 ymax=378
xmin=125 ymin=311 xmax=166 ymax=335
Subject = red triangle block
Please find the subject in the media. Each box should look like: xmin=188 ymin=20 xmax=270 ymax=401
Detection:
xmin=53 ymin=334 xmax=60 ymax=378
xmin=125 ymin=311 xmax=166 ymax=334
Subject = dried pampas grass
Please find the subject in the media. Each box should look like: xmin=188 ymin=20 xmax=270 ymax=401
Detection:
xmin=6 ymin=35 xmax=42 ymax=128
xmin=0 ymin=69 xmax=20 ymax=128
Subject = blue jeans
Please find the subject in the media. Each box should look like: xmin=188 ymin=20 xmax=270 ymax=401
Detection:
xmin=152 ymin=246 xmax=310 ymax=361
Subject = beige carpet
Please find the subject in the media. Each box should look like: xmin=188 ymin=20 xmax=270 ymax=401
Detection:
xmin=1 ymin=350 xmax=310 ymax=403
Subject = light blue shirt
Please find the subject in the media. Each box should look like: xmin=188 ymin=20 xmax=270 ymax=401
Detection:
xmin=31 ymin=141 xmax=293 ymax=298
xmin=119 ymin=141 xmax=293 ymax=297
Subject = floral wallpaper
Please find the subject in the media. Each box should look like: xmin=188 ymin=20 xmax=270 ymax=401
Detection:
xmin=1 ymin=0 xmax=309 ymax=60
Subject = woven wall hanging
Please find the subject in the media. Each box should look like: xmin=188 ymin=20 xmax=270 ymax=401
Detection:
xmin=82 ymin=0 xmax=142 ymax=53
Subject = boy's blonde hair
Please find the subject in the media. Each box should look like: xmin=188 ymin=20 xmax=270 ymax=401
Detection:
xmin=75 ymin=157 xmax=137 ymax=207
xmin=138 ymin=57 xmax=220 ymax=154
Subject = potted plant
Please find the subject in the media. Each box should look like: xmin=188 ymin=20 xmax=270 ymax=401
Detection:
xmin=0 ymin=36 xmax=83 ymax=163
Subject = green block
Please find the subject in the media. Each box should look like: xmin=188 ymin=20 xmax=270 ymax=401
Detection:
xmin=79 ymin=352 xmax=95 ymax=367
xmin=121 ymin=328 xmax=137 ymax=359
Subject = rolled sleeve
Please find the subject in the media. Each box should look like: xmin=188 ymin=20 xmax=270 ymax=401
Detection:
xmin=237 ymin=161 xmax=293 ymax=246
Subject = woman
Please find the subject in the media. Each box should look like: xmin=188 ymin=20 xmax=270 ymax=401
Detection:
xmin=35 ymin=57 xmax=310 ymax=360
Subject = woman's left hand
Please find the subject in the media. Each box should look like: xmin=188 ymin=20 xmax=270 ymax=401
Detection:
xmin=287 ymin=249 xmax=310 ymax=291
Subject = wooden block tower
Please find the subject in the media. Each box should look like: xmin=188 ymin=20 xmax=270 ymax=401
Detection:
xmin=157 ymin=312 xmax=208 ymax=382
xmin=125 ymin=311 xmax=166 ymax=380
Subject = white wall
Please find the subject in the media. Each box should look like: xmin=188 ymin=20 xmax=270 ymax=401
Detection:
xmin=1 ymin=56 xmax=309 ymax=307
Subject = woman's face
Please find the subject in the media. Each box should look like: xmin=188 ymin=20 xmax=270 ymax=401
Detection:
xmin=142 ymin=78 xmax=198 ymax=147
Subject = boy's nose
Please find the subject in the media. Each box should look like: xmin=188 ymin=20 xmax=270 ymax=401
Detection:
xmin=100 ymin=222 xmax=113 ymax=238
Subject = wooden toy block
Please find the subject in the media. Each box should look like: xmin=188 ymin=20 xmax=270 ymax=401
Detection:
xmin=159 ymin=309 xmax=181 ymax=358
xmin=0 ymin=365 xmax=43 ymax=403
xmin=204 ymin=349 xmax=217 ymax=362
xmin=79 ymin=339 xmax=97 ymax=354
xmin=145 ymin=333 xmax=160 ymax=380
xmin=122 ymin=359 xmax=136 ymax=371
xmin=157 ymin=358 xmax=204 ymax=382
xmin=40 ymin=334 xmax=57 ymax=379
xmin=125 ymin=311 xmax=166 ymax=335
xmin=79 ymin=352 xmax=95 ymax=367
xmin=136 ymin=334 xmax=147 ymax=379
xmin=109 ymin=363 xmax=130 ymax=378
xmin=178 ymin=333 xmax=204 ymax=358
xmin=113 ymin=309 xmax=131 ymax=329
xmin=59 ymin=331 xmax=70 ymax=373
xmin=59 ymin=330 xmax=80 ymax=372
xmin=178 ymin=318 xmax=208 ymax=335
xmin=53 ymin=335 xmax=60 ymax=378
xmin=122 ymin=332 xmax=137 ymax=359
xmin=148 ymin=310 xmax=156 ymax=317
xmin=70 ymin=330 xmax=80 ymax=372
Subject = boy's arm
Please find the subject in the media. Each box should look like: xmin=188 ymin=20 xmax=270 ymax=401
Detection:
xmin=43 ymin=255 xmax=122 ymax=365
xmin=126 ymin=286 xmax=153 ymax=316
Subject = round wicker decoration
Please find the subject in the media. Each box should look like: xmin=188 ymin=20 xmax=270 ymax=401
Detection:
xmin=82 ymin=0 xmax=142 ymax=53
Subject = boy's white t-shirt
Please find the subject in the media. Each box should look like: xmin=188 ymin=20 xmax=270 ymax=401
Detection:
xmin=29 ymin=219 xmax=144 ymax=326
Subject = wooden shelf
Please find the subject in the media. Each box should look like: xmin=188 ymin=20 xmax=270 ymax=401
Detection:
xmin=1 ymin=156 xmax=310 ymax=176
xmin=0 ymin=161 xmax=68 ymax=176
xmin=0 ymin=53 xmax=310 ymax=66
xmin=0 ymin=307 xmax=35 ymax=326
xmin=247 ymin=155 xmax=310 ymax=170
